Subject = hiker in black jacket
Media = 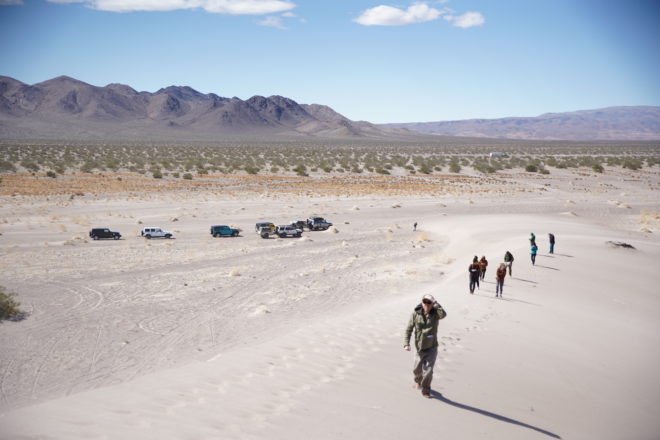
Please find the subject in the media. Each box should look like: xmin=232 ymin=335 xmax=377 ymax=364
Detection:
xmin=468 ymin=256 xmax=480 ymax=294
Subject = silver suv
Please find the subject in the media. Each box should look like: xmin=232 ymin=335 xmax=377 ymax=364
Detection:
xmin=141 ymin=227 xmax=173 ymax=239
xmin=276 ymin=225 xmax=302 ymax=238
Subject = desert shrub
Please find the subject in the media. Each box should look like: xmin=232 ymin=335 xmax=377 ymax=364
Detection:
xmin=182 ymin=173 xmax=193 ymax=180
xmin=0 ymin=160 xmax=16 ymax=172
xmin=244 ymin=165 xmax=260 ymax=175
xmin=0 ymin=286 xmax=24 ymax=321
xmin=172 ymin=172 xmax=180 ymax=178
xmin=539 ymin=168 xmax=550 ymax=175
xmin=21 ymin=160 xmax=39 ymax=172
xmin=418 ymin=164 xmax=433 ymax=174
xmin=376 ymin=168 xmax=390 ymax=175
xmin=46 ymin=170 xmax=57 ymax=178
xmin=622 ymin=159 xmax=642 ymax=170
xmin=525 ymin=164 xmax=538 ymax=172
xmin=449 ymin=161 xmax=461 ymax=173
xmin=293 ymin=164 xmax=308 ymax=177
xmin=152 ymin=170 xmax=163 ymax=179
xmin=592 ymin=164 xmax=604 ymax=173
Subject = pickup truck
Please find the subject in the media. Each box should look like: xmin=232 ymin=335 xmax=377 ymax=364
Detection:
xmin=307 ymin=217 xmax=333 ymax=231
xmin=210 ymin=225 xmax=239 ymax=237
xmin=141 ymin=227 xmax=173 ymax=239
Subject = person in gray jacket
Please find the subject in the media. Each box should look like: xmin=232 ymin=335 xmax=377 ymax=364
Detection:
xmin=404 ymin=294 xmax=447 ymax=398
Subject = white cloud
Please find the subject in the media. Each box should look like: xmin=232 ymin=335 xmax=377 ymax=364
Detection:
xmin=354 ymin=2 xmax=443 ymax=26
xmin=258 ymin=15 xmax=286 ymax=29
xmin=0 ymin=0 xmax=23 ymax=4
xmin=47 ymin=0 xmax=296 ymax=15
xmin=448 ymin=11 xmax=485 ymax=28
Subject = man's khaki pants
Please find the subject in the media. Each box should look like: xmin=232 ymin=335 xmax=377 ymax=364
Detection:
xmin=413 ymin=346 xmax=438 ymax=394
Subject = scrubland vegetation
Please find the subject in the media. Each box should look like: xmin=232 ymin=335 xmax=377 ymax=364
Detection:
xmin=0 ymin=139 xmax=658 ymax=178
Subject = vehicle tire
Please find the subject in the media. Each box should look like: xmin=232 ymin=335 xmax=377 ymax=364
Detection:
xmin=261 ymin=233 xmax=269 ymax=239
xmin=165 ymin=234 xmax=172 ymax=239
xmin=279 ymin=233 xmax=285 ymax=238
xmin=114 ymin=236 xmax=120 ymax=240
xmin=214 ymin=233 xmax=219 ymax=238
xmin=296 ymin=233 xmax=301 ymax=237
xmin=232 ymin=231 xmax=238 ymax=237
xmin=92 ymin=235 xmax=99 ymax=240
xmin=146 ymin=234 xmax=152 ymax=239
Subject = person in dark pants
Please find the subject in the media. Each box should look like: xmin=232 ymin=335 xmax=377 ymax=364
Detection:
xmin=504 ymin=250 xmax=514 ymax=276
xmin=479 ymin=256 xmax=488 ymax=281
xmin=404 ymin=294 xmax=447 ymax=398
xmin=531 ymin=244 xmax=538 ymax=265
xmin=414 ymin=222 xmax=418 ymax=231
xmin=549 ymin=233 xmax=555 ymax=254
xmin=495 ymin=263 xmax=507 ymax=298
xmin=469 ymin=256 xmax=480 ymax=294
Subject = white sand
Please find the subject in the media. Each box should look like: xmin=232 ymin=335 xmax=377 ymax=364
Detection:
xmin=1 ymin=167 xmax=660 ymax=439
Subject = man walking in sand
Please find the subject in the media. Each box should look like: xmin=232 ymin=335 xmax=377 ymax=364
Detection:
xmin=404 ymin=294 xmax=447 ymax=398
xmin=413 ymin=222 xmax=418 ymax=231
xmin=504 ymin=250 xmax=514 ymax=276
xmin=549 ymin=233 xmax=555 ymax=254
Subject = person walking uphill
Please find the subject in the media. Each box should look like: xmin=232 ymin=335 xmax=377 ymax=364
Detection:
xmin=504 ymin=250 xmax=514 ymax=276
xmin=479 ymin=256 xmax=488 ymax=281
xmin=548 ymin=233 xmax=555 ymax=254
xmin=495 ymin=263 xmax=506 ymax=297
xmin=469 ymin=256 xmax=480 ymax=294
xmin=531 ymin=243 xmax=538 ymax=265
xmin=404 ymin=294 xmax=447 ymax=398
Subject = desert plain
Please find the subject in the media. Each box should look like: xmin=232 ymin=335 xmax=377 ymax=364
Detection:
xmin=1 ymin=150 xmax=660 ymax=440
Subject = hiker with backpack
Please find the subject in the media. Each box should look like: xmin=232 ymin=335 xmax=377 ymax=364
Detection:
xmin=404 ymin=294 xmax=447 ymax=398
xmin=469 ymin=256 xmax=480 ymax=294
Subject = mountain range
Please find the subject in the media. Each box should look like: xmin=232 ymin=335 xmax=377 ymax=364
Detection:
xmin=0 ymin=75 xmax=407 ymax=141
xmin=1 ymin=75 xmax=659 ymax=141
xmin=386 ymin=107 xmax=660 ymax=141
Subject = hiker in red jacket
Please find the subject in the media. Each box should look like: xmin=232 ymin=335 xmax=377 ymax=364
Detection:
xmin=479 ymin=256 xmax=488 ymax=281
xmin=495 ymin=263 xmax=507 ymax=298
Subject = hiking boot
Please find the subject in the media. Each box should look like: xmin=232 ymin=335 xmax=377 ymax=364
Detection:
xmin=422 ymin=391 xmax=431 ymax=398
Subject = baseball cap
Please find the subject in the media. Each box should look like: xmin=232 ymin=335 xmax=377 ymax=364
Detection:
xmin=422 ymin=294 xmax=435 ymax=302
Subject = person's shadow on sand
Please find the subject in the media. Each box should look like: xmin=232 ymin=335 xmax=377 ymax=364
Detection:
xmin=429 ymin=391 xmax=562 ymax=439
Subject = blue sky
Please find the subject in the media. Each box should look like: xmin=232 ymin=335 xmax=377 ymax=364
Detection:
xmin=0 ymin=0 xmax=659 ymax=123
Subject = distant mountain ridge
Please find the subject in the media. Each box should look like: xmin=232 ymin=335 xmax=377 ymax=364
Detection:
xmin=0 ymin=75 xmax=406 ymax=140
xmin=386 ymin=106 xmax=660 ymax=141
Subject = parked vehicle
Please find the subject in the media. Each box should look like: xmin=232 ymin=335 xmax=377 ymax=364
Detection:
xmin=290 ymin=220 xmax=307 ymax=230
xmin=141 ymin=227 xmax=172 ymax=239
xmin=255 ymin=222 xmax=276 ymax=234
xmin=210 ymin=225 xmax=239 ymax=237
xmin=276 ymin=225 xmax=302 ymax=238
xmin=307 ymin=217 xmax=333 ymax=231
xmin=89 ymin=228 xmax=121 ymax=240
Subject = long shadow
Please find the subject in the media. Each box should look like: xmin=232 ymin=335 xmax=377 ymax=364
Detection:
xmin=511 ymin=278 xmax=538 ymax=284
xmin=499 ymin=297 xmax=542 ymax=306
xmin=430 ymin=391 xmax=561 ymax=439
xmin=553 ymin=253 xmax=574 ymax=258
xmin=535 ymin=265 xmax=559 ymax=271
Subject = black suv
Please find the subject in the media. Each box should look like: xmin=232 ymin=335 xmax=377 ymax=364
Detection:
xmin=89 ymin=228 xmax=121 ymax=240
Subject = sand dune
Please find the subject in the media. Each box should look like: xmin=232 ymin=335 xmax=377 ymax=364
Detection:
xmin=1 ymin=168 xmax=659 ymax=439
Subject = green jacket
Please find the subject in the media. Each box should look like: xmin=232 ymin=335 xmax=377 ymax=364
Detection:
xmin=404 ymin=303 xmax=447 ymax=352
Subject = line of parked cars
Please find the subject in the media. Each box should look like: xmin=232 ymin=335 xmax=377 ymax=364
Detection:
xmin=87 ymin=216 xmax=333 ymax=241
